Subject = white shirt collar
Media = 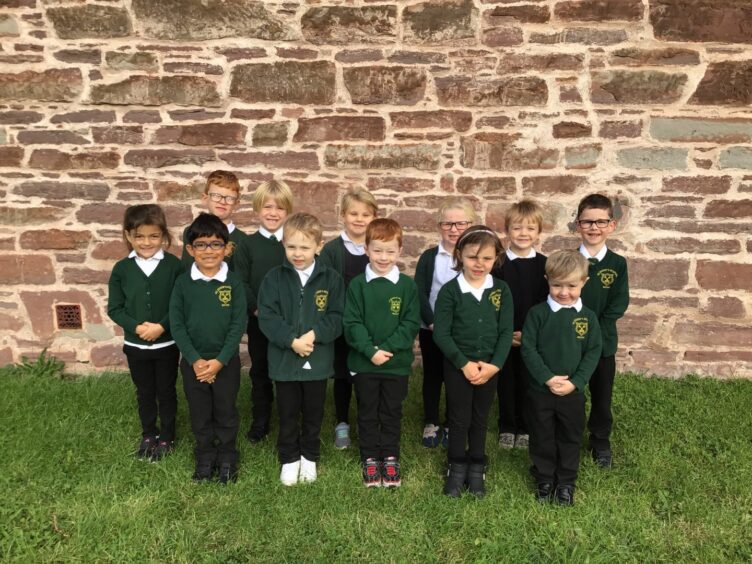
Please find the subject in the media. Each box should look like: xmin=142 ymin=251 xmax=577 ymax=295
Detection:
xmin=296 ymin=260 xmax=316 ymax=287
xmin=457 ymin=272 xmax=494 ymax=295
xmin=365 ymin=264 xmax=400 ymax=284
xmin=226 ymin=221 xmax=236 ymax=234
xmin=259 ymin=226 xmax=284 ymax=240
xmin=547 ymin=295 xmax=583 ymax=312
xmin=437 ymin=242 xmax=453 ymax=256
xmin=341 ymin=231 xmax=366 ymax=255
xmin=506 ymin=248 xmax=536 ymax=261
xmin=190 ymin=261 xmax=228 ymax=282
xmin=129 ymin=249 xmax=164 ymax=261
xmin=579 ymin=243 xmax=608 ymax=262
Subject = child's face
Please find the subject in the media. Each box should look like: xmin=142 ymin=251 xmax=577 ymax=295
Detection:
xmin=576 ymin=207 xmax=615 ymax=250
xmin=258 ymin=197 xmax=288 ymax=233
xmin=284 ymin=229 xmax=321 ymax=272
xmin=186 ymin=235 xmax=229 ymax=275
xmin=342 ymin=201 xmax=375 ymax=242
xmin=126 ymin=224 xmax=165 ymax=260
xmin=548 ymin=272 xmax=587 ymax=306
xmin=201 ymin=184 xmax=239 ymax=223
xmin=439 ymin=208 xmax=471 ymax=250
xmin=460 ymin=243 xmax=497 ymax=285
xmin=366 ymin=237 xmax=401 ymax=276
xmin=506 ymin=216 xmax=540 ymax=256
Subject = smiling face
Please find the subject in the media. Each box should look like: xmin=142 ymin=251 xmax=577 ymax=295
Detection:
xmin=258 ymin=197 xmax=288 ymax=233
xmin=576 ymin=207 xmax=615 ymax=254
xmin=439 ymin=207 xmax=472 ymax=251
xmin=548 ymin=272 xmax=587 ymax=306
xmin=460 ymin=243 xmax=497 ymax=287
xmin=342 ymin=201 xmax=375 ymax=243
xmin=125 ymin=224 xmax=165 ymax=260
xmin=366 ymin=237 xmax=401 ymax=276
xmin=201 ymin=184 xmax=239 ymax=223
xmin=506 ymin=216 xmax=540 ymax=257
xmin=284 ymin=229 xmax=321 ymax=272
xmin=187 ymin=235 xmax=229 ymax=277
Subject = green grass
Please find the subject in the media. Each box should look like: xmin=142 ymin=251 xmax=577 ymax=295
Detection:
xmin=1 ymin=359 xmax=751 ymax=562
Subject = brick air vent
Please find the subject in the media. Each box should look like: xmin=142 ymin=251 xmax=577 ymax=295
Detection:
xmin=55 ymin=305 xmax=82 ymax=330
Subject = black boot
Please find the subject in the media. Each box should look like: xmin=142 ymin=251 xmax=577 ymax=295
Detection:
xmin=467 ymin=463 xmax=486 ymax=498
xmin=443 ymin=462 xmax=468 ymax=498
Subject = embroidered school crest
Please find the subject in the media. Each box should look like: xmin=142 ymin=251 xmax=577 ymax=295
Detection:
xmin=315 ymin=290 xmax=328 ymax=312
xmin=489 ymin=289 xmax=502 ymax=312
xmin=216 ymin=285 xmax=232 ymax=307
xmin=598 ymin=268 xmax=617 ymax=289
xmin=389 ymin=297 xmax=402 ymax=316
xmin=573 ymin=317 xmax=589 ymax=340
xmin=226 ymin=241 xmax=236 ymax=257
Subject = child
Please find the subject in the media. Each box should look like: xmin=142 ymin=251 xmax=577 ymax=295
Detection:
xmin=108 ymin=204 xmax=182 ymax=462
xmin=433 ymin=226 xmax=513 ymax=498
xmin=344 ymin=218 xmax=420 ymax=488
xmin=414 ymin=197 xmax=477 ymax=448
xmin=234 ymin=179 xmax=294 ymax=443
xmin=170 ymin=213 xmax=248 ymax=484
xmin=491 ymin=199 xmax=548 ymax=450
xmin=181 ymin=170 xmax=247 ymax=272
xmin=575 ymin=194 xmax=629 ymax=469
xmin=521 ymin=250 xmax=602 ymax=506
xmin=258 ymin=213 xmax=345 ymax=485
xmin=319 ymin=188 xmax=378 ymax=449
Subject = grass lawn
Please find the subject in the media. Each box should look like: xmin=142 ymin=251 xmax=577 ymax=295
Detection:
xmin=1 ymin=360 xmax=751 ymax=563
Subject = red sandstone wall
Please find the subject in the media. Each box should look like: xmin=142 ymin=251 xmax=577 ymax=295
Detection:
xmin=1 ymin=0 xmax=751 ymax=377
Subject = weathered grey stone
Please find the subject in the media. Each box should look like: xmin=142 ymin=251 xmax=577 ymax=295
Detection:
xmin=497 ymin=53 xmax=583 ymax=74
xmin=436 ymin=76 xmax=547 ymax=106
xmin=47 ymin=5 xmax=131 ymax=39
xmin=0 ymin=69 xmax=82 ymax=102
xmin=132 ymin=0 xmax=295 ymax=41
xmin=344 ymin=67 xmax=427 ymax=105
xmin=91 ymin=76 xmax=220 ymax=107
xmin=720 ymin=147 xmax=752 ymax=169
xmin=325 ymin=144 xmax=442 ymax=170
xmin=565 ymin=144 xmax=601 ymax=169
xmin=690 ymin=61 xmax=752 ymax=106
xmin=555 ymin=0 xmax=643 ymax=21
xmin=609 ymin=48 xmax=700 ymax=66
xmin=617 ymin=147 xmax=688 ymax=170
xmin=651 ymin=118 xmax=752 ymax=143
xmin=403 ymin=0 xmax=477 ymax=44
xmin=301 ymin=6 xmax=396 ymax=44
xmin=105 ymin=52 xmax=159 ymax=72
xmin=124 ymin=149 xmax=215 ymax=169
xmin=461 ymin=133 xmax=558 ymax=170
xmin=530 ymin=28 xmax=627 ymax=45
xmin=253 ymin=122 xmax=289 ymax=147
xmin=17 ymin=131 xmax=90 ymax=145
xmin=294 ymin=117 xmax=385 ymax=142
xmin=14 ymin=181 xmax=110 ymax=201
xmin=53 ymin=49 xmax=102 ymax=64
xmin=0 ymin=15 xmax=19 ymax=37
xmin=230 ymin=62 xmax=335 ymax=105
xmin=591 ymin=70 xmax=687 ymax=104
xmin=651 ymin=0 xmax=752 ymax=43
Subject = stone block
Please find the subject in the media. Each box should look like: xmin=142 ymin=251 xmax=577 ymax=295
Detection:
xmin=720 ymin=147 xmax=752 ymax=169
xmin=336 ymin=49 xmax=384 ymax=63
xmin=276 ymin=47 xmax=318 ymax=60
xmin=390 ymin=111 xmax=472 ymax=132
xmin=555 ymin=0 xmax=643 ymax=21
xmin=253 ymin=122 xmax=289 ymax=147
xmin=650 ymin=0 xmax=752 ymax=43
xmin=105 ymin=52 xmax=159 ymax=72
xmin=17 ymin=131 xmax=90 ymax=145
xmin=47 ymin=5 xmax=131 ymax=39
xmin=344 ymin=67 xmax=427 ymax=105
xmin=0 ymin=69 xmax=82 ymax=102
xmin=630 ymin=258 xmax=689 ymax=290
xmin=301 ymin=6 xmax=396 ymax=44
xmin=230 ymin=109 xmax=276 ymax=121
xmin=293 ymin=117 xmax=385 ymax=142
xmin=529 ymin=28 xmax=627 ymax=45
xmin=77 ymin=203 xmax=129 ymax=225
xmin=436 ymin=76 xmax=547 ymax=106
xmin=522 ymin=175 xmax=587 ymax=195
xmin=617 ymin=147 xmax=687 ymax=170
xmin=53 ymin=49 xmax=102 ymax=64
xmin=482 ymin=27 xmax=524 ymax=47
xmin=0 ymin=15 xmax=19 ymax=37
xmin=90 ymin=344 xmax=127 ymax=369
xmin=92 ymin=126 xmax=144 ymax=145
xmin=483 ymin=5 xmax=549 ymax=24
xmin=565 ymin=144 xmax=601 ymax=169
xmin=703 ymin=297 xmax=745 ymax=319
xmin=62 ymin=267 xmax=110 ymax=285
xmin=366 ymin=177 xmax=436 ymax=193
xmin=91 ymin=76 xmax=220 ymax=107
xmin=704 ymin=199 xmax=752 ymax=218
xmin=599 ymin=120 xmax=642 ymax=139
xmin=0 ymin=111 xmax=43 ymax=125
xmin=651 ymin=117 xmax=752 ymax=143
xmin=461 ymin=133 xmax=558 ymax=171
xmin=124 ymin=110 xmax=161 ymax=124
xmin=163 ymin=62 xmax=223 ymax=75
xmin=14 ymin=181 xmax=109 ymax=201
xmin=230 ymin=62 xmax=335 ymax=105
xmin=20 ymin=290 xmax=104 ymax=340
xmin=286 ymin=180 xmax=342 ymax=226
xmin=609 ymin=48 xmax=700 ymax=66
xmin=662 ymin=176 xmax=731 ymax=194
xmin=553 ymin=122 xmax=592 ymax=138
xmin=673 ymin=322 xmax=752 ymax=347
xmin=20 ymin=229 xmax=91 ymax=251
xmin=0 ymin=206 xmax=65 ymax=225
xmin=324 ymin=144 xmax=441 ymax=171
xmin=690 ymin=61 xmax=752 ymax=106
xmin=591 ymin=70 xmax=687 ymax=104
xmin=497 ymin=53 xmax=583 ymax=74
xmin=91 ymin=240 xmax=128 ymax=260
xmin=403 ymin=0 xmax=478 ymax=43
xmin=124 ymin=149 xmax=215 ymax=169
xmin=0 ymin=146 xmax=24 ymax=166
xmin=153 ymin=123 xmax=247 ymax=146
xmin=388 ymin=51 xmax=447 ymax=65
xmin=645 ymin=237 xmax=741 ymax=255
xmin=51 ymin=110 xmax=116 ymax=124
xmin=389 ymin=209 xmax=438 ymax=231
xmin=168 ymin=110 xmax=225 ymax=122
xmin=28 ymin=150 xmax=119 ymax=171
xmin=219 ymin=151 xmax=319 ymax=170
xmin=0 ymin=255 xmax=55 ymax=284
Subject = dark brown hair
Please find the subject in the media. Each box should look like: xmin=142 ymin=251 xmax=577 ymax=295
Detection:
xmin=452 ymin=225 xmax=503 ymax=272
xmin=122 ymin=204 xmax=172 ymax=251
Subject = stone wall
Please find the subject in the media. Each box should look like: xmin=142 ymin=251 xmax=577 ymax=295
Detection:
xmin=1 ymin=0 xmax=751 ymax=377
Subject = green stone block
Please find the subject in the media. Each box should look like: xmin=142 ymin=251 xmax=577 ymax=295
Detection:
xmin=720 ymin=147 xmax=752 ymax=169
xmin=617 ymin=147 xmax=687 ymax=170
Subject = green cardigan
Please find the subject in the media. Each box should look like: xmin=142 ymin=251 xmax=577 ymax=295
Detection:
xmin=234 ymin=231 xmax=286 ymax=313
xmin=414 ymin=246 xmax=440 ymax=326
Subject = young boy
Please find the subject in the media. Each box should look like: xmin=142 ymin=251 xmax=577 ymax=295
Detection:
xmin=344 ymin=219 xmax=420 ymax=488
xmin=234 ymin=180 xmax=294 ymax=443
xmin=521 ymin=250 xmax=602 ymax=506
xmin=181 ymin=170 xmax=247 ymax=272
xmin=575 ymin=194 xmax=629 ymax=469
xmin=319 ymin=188 xmax=378 ymax=449
xmin=491 ymin=200 xmax=548 ymax=450
xmin=170 ymin=213 xmax=248 ymax=484
xmin=258 ymin=213 xmax=345 ymax=485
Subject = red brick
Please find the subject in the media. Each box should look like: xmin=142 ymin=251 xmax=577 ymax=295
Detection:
xmin=293 ymin=116 xmax=385 ymax=142
xmin=0 ymin=255 xmax=55 ymax=284
xmin=20 ymin=229 xmax=91 ymax=250
xmin=696 ymin=261 xmax=752 ymax=291
xmin=630 ymin=258 xmax=689 ymax=290
xmin=702 ymin=297 xmax=745 ymax=319
xmin=28 ymin=150 xmax=119 ymax=170
xmin=662 ymin=176 xmax=731 ymax=194
xmin=704 ymin=199 xmax=752 ymax=218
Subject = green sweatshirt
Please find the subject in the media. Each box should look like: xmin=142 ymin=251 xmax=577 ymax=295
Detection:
xmin=180 ymin=224 xmax=247 ymax=272
xmin=521 ymin=302 xmax=602 ymax=393
xmin=432 ymin=277 xmax=514 ymax=370
xmin=169 ymin=269 xmax=247 ymax=366
xmin=580 ymin=249 xmax=629 ymax=357
xmin=234 ymin=231 xmax=286 ymax=313
xmin=343 ymin=273 xmax=420 ymax=376
xmin=258 ymin=261 xmax=345 ymax=381
xmin=107 ymin=253 xmax=182 ymax=346
xmin=414 ymin=246 xmax=440 ymax=326
xmin=318 ymin=236 xmax=346 ymax=273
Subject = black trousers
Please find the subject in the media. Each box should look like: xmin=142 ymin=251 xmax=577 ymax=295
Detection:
xmin=497 ymin=347 xmax=529 ymax=435
xmin=527 ymin=388 xmax=585 ymax=485
xmin=181 ymin=355 xmax=240 ymax=465
xmin=419 ymin=328 xmax=447 ymax=426
xmin=444 ymin=360 xmax=498 ymax=464
xmin=248 ymin=316 xmax=274 ymax=432
xmin=276 ymin=380 xmax=327 ymax=464
xmin=332 ymin=336 xmax=353 ymax=425
xmin=354 ymin=373 xmax=409 ymax=462
xmin=124 ymin=344 xmax=179 ymax=441
xmin=587 ymin=355 xmax=616 ymax=451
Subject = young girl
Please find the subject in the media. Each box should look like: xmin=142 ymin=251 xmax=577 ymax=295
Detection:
xmin=432 ymin=226 xmax=514 ymax=498
xmin=319 ymin=188 xmax=379 ymax=449
xmin=108 ymin=204 xmax=183 ymax=462
xmin=414 ymin=197 xmax=477 ymax=448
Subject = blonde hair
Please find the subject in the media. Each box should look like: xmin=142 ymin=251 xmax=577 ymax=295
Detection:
xmin=252 ymin=179 xmax=294 ymax=213
xmin=438 ymin=196 xmax=478 ymax=223
xmin=341 ymin=188 xmax=378 ymax=216
xmin=205 ymin=170 xmax=241 ymax=195
xmin=505 ymin=199 xmax=543 ymax=232
xmin=283 ymin=212 xmax=323 ymax=244
xmin=545 ymin=250 xmax=589 ymax=282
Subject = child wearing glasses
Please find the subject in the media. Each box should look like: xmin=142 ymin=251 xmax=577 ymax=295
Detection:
xmin=414 ymin=197 xmax=477 ymax=448
xmin=181 ymin=170 xmax=247 ymax=272
xmin=575 ymin=194 xmax=629 ymax=469
xmin=170 ymin=213 xmax=247 ymax=484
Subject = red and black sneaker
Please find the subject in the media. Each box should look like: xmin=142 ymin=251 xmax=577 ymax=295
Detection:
xmin=136 ymin=436 xmax=157 ymax=460
xmin=381 ymin=456 xmax=401 ymax=488
xmin=362 ymin=458 xmax=381 ymax=488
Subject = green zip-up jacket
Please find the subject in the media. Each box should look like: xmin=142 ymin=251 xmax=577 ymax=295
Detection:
xmin=234 ymin=231 xmax=286 ymax=313
xmin=258 ymin=261 xmax=345 ymax=381
xmin=180 ymin=224 xmax=247 ymax=273
xmin=414 ymin=246 xmax=440 ymax=326
xmin=521 ymin=302 xmax=602 ymax=393
xmin=108 ymin=253 xmax=182 ymax=346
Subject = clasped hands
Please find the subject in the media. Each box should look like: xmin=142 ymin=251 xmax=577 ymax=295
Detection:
xmin=461 ymin=361 xmax=499 ymax=385
xmin=546 ymin=375 xmax=575 ymax=396
xmin=292 ymin=330 xmax=315 ymax=357
xmin=193 ymin=359 xmax=223 ymax=384
xmin=135 ymin=322 xmax=164 ymax=342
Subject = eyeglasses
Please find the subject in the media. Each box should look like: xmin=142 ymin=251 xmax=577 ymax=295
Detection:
xmin=577 ymin=219 xmax=612 ymax=229
xmin=439 ymin=221 xmax=471 ymax=231
xmin=190 ymin=241 xmax=226 ymax=251
xmin=207 ymin=192 xmax=239 ymax=205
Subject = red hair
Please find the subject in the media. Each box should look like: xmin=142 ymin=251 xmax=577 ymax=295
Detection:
xmin=366 ymin=218 xmax=403 ymax=247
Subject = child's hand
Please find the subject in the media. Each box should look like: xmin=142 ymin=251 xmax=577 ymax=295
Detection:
xmin=201 ymin=359 xmax=223 ymax=383
xmin=299 ymin=330 xmax=315 ymax=348
xmin=139 ymin=322 xmax=164 ymax=342
xmin=461 ymin=361 xmax=482 ymax=383
xmin=546 ymin=375 xmax=574 ymax=396
xmin=292 ymin=338 xmax=314 ymax=357
xmin=554 ymin=380 xmax=575 ymax=396
xmin=371 ymin=349 xmax=393 ymax=366
xmin=511 ymin=331 xmax=522 ymax=347
xmin=193 ymin=359 xmax=210 ymax=382
xmin=135 ymin=323 xmax=148 ymax=339
xmin=475 ymin=361 xmax=500 ymax=385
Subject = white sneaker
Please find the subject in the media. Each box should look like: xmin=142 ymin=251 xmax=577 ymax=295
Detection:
xmin=300 ymin=456 xmax=317 ymax=482
xmin=280 ymin=461 xmax=300 ymax=486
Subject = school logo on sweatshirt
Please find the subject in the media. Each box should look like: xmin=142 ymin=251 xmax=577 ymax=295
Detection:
xmin=598 ymin=268 xmax=617 ymax=288
xmin=315 ymin=290 xmax=328 ymax=312
xmin=573 ymin=317 xmax=589 ymax=339
xmin=389 ymin=297 xmax=402 ymax=316
xmin=216 ymin=285 xmax=232 ymax=307
xmin=489 ymin=289 xmax=502 ymax=311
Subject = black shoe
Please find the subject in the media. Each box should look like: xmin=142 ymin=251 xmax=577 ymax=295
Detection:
xmin=443 ymin=462 xmax=468 ymax=498
xmin=555 ymin=484 xmax=575 ymax=506
xmin=535 ymin=482 xmax=554 ymax=503
xmin=466 ymin=463 xmax=486 ymax=498
xmin=218 ymin=463 xmax=238 ymax=485
xmin=150 ymin=440 xmax=174 ymax=462
xmin=246 ymin=425 xmax=269 ymax=444
xmin=592 ymin=449 xmax=612 ymax=469
xmin=137 ymin=436 xmax=158 ymax=460
xmin=192 ymin=461 xmax=215 ymax=483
